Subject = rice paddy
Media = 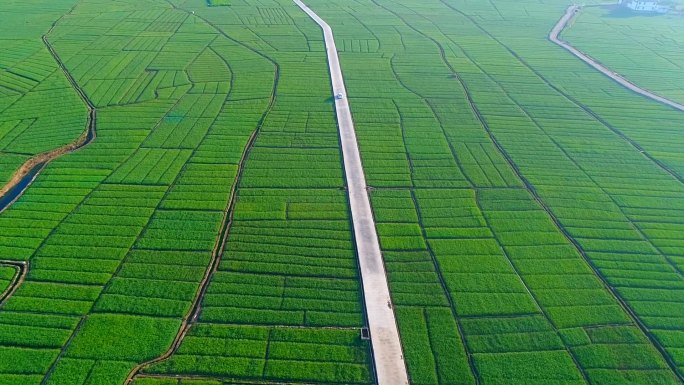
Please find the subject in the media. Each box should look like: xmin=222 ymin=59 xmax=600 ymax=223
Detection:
xmin=0 ymin=0 xmax=682 ymax=384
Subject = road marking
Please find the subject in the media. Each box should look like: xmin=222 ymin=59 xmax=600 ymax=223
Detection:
xmin=293 ymin=1 xmax=409 ymax=384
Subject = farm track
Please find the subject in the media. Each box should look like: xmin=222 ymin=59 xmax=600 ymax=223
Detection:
xmin=137 ymin=373 xmax=329 ymax=385
xmin=0 ymin=261 xmax=28 ymax=306
xmin=124 ymin=2 xmax=281 ymax=383
xmin=552 ymin=5 xmax=684 ymax=114
xmin=0 ymin=4 xmax=96 ymax=213
xmin=293 ymin=2 xmax=409 ymax=384
xmin=438 ymin=2 xmax=684 ymax=380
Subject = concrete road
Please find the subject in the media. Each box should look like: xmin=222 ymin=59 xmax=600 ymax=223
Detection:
xmin=293 ymin=1 xmax=409 ymax=384
xmin=550 ymin=5 xmax=684 ymax=113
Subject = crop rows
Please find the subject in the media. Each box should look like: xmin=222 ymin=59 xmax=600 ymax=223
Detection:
xmin=1 ymin=0 xmax=374 ymax=384
xmin=2 ymin=0 xmax=682 ymax=384
xmin=447 ymin=0 xmax=684 ymax=376
xmin=145 ymin=325 xmax=369 ymax=383
xmin=133 ymin=1 xmax=372 ymax=384
xmin=564 ymin=6 xmax=684 ymax=105
xmin=0 ymin=0 xmax=288 ymax=383
xmin=0 ymin=28 xmax=88 ymax=185
xmin=302 ymin=0 xmax=683 ymax=384
xmin=0 ymin=266 xmax=16 ymax=298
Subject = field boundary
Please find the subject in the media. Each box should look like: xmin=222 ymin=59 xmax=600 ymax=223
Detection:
xmin=0 ymin=261 xmax=28 ymax=305
xmin=551 ymin=5 xmax=684 ymax=113
xmin=371 ymin=1 xmax=485 ymax=381
xmin=0 ymin=4 xmax=97 ymax=213
xmin=136 ymin=373 xmax=339 ymax=385
xmin=293 ymin=1 xmax=409 ymax=384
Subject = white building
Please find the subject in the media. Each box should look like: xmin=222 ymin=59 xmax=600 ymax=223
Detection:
xmin=621 ymin=0 xmax=670 ymax=13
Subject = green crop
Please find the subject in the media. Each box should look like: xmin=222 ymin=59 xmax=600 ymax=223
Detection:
xmin=1 ymin=0 xmax=683 ymax=384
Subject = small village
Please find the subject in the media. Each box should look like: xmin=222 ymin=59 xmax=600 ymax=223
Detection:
xmin=619 ymin=0 xmax=672 ymax=13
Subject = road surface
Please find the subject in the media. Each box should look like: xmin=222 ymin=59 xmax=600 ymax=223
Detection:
xmin=550 ymin=5 xmax=684 ymax=113
xmin=293 ymin=1 xmax=409 ymax=384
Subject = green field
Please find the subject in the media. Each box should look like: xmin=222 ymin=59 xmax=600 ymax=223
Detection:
xmin=564 ymin=5 xmax=684 ymax=105
xmin=0 ymin=266 xmax=16 ymax=296
xmin=0 ymin=1 xmax=88 ymax=186
xmin=0 ymin=0 xmax=682 ymax=384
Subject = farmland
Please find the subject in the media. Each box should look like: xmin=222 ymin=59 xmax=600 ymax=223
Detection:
xmin=0 ymin=0 xmax=683 ymax=384
xmin=0 ymin=266 xmax=16 ymax=297
xmin=0 ymin=1 xmax=88 ymax=189
xmin=562 ymin=4 xmax=684 ymax=105
xmin=302 ymin=0 xmax=684 ymax=383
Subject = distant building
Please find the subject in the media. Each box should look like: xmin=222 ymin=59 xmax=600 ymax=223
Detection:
xmin=619 ymin=0 xmax=670 ymax=13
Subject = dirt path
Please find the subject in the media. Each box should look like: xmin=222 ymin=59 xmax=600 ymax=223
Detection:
xmin=293 ymin=1 xmax=409 ymax=384
xmin=0 ymin=261 xmax=28 ymax=305
xmin=551 ymin=5 xmax=684 ymax=113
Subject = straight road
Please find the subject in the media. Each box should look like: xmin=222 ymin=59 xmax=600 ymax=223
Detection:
xmin=550 ymin=5 xmax=684 ymax=113
xmin=293 ymin=1 xmax=410 ymax=384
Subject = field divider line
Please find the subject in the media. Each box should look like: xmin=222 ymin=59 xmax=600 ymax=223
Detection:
xmin=292 ymin=2 xmax=409 ymax=385
xmin=0 ymin=261 xmax=28 ymax=306
xmin=551 ymin=5 xmax=684 ymax=113
xmin=136 ymin=373 xmax=328 ymax=385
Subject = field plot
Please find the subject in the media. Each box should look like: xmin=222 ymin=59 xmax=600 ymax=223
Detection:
xmin=0 ymin=0 xmax=88 ymax=188
xmin=555 ymin=6 xmax=684 ymax=181
xmin=133 ymin=1 xmax=372 ymax=384
xmin=0 ymin=266 xmax=18 ymax=298
xmin=304 ymin=0 xmax=684 ymax=383
xmin=454 ymin=0 xmax=684 ymax=377
xmin=0 ymin=0 xmax=302 ymax=383
xmin=2 ymin=0 xmax=684 ymax=384
xmin=563 ymin=5 xmax=684 ymax=105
